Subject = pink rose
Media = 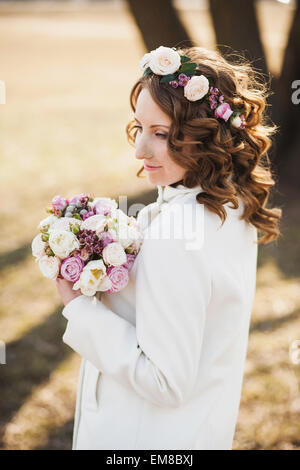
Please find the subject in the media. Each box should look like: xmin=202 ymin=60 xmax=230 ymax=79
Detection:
xmin=70 ymin=193 xmax=90 ymax=205
xmin=123 ymin=253 xmax=136 ymax=272
xmin=60 ymin=255 xmax=85 ymax=282
xmin=94 ymin=201 xmax=113 ymax=216
xmin=52 ymin=195 xmax=68 ymax=212
xmin=106 ymin=266 xmax=129 ymax=293
xmin=214 ymin=103 xmax=233 ymax=122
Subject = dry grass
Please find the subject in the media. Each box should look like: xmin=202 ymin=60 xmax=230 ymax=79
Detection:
xmin=0 ymin=0 xmax=299 ymax=450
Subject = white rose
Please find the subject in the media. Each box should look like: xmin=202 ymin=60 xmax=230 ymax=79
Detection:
xmin=32 ymin=233 xmax=46 ymax=259
xmin=116 ymin=224 xmax=143 ymax=249
xmin=139 ymin=52 xmax=151 ymax=71
xmin=102 ymin=242 xmax=127 ymax=266
xmin=130 ymin=227 xmax=144 ymax=252
xmin=231 ymin=115 xmax=242 ymax=128
xmin=149 ymin=46 xmax=181 ymax=76
xmin=73 ymin=259 xmax=106 ymax=296
xmin=81 ymin=214 xmax=107 ymax=234
xmin=48 ymin=217 xmax=82 ymax=232
xmin=38 ymin=214 xmax=59 ymax=230
xmin=48 ymin=230 xmax=80 ymax=259
xmin=38 ymin=255 xmax=60 ymax=280
xmin=184 ymin=75 xmax=209 ymax=102
xmin=97 ymin=275 xmax=112 ymax=292
xmin=108 ymin=208 xmax=130 ymax=232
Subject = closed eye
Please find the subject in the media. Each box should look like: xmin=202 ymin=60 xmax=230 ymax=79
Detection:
xmin=132 ymin=125 xmax=167 ymax=139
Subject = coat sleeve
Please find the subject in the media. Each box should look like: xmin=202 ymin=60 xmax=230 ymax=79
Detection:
xmin=61 ymin=236 xmax=212 ymax=408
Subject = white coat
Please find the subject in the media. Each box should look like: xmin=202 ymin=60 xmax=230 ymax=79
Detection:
xmin=61 ymin=183 xmax=258 ymax=450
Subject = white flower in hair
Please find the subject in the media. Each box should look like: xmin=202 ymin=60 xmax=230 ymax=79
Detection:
xmin=231 ymin=115 xmax=242 ymax=128
xmin=148 ymin=46 xmax=181 ymax=76
xmin=139 ymin=52 xmax=151 ymax=71
xmin=184 ymin=75 xmax=210 ymax=101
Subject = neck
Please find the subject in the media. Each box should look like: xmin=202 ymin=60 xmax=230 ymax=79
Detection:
xmin=168 ymin=179 xmax=184 ymax=188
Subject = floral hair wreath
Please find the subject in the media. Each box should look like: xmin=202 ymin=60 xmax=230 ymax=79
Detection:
xmin=139 ymin=45 xmax=246 ymax=130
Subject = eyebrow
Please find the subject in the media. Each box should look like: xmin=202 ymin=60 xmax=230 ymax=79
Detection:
xmin=134 ymin=117 xmax=170 ymax=128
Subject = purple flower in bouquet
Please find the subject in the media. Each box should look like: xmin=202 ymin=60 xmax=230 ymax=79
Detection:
xmin=60 ymin=255 xmax=85 ymax=282
xmin=123 ymin=253 xmax=136 ymax=272
xmin=77 ymin=228 xmax=102 ymax=255
xmin=52 ymin=195 xmax=68 ymax=212
xmin=106 ymin=265 xmax=129 ymax=293
xmin=79 ymin=193 xmax=91 ymax=206
xmin=82 ymin=210 xmax=95 ymax=221
xmin=98 ymin=230 xmax=116 ymax=249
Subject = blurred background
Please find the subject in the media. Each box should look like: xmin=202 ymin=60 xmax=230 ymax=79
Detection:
xmin=0 ymin=0 xmax=299 ymax=450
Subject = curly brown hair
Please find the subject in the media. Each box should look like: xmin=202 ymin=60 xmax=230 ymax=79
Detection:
xmin=126 ymin=46 xmax=282 ymax=244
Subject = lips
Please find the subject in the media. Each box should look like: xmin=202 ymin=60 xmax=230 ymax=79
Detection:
xmin=144 ymin=163 xmax=162 ymax=169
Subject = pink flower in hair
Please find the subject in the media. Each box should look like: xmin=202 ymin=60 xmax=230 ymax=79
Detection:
xmin=214 ymin=102 xmax=233 ymax=122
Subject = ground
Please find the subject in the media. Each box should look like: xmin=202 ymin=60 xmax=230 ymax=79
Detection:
xmin=0 ymin=0 xmax=299 ymax=450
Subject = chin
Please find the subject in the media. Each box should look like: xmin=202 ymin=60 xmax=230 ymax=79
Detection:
xmin=146 ymin=174 xmax=164 ymax=185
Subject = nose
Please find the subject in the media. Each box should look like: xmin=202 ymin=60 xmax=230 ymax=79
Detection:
xmin=135 ymin=136 xmax=153 ymax=161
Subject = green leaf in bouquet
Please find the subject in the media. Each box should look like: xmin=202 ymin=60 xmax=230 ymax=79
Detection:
xmin=73 ymin=213 xmax=82 ymax=220
xmin=70 ymin=222 xmax=80 ymax=234
xmin=45 ymin=245 xmax=55 ymax=256
xmin=41 ymin=233 xmax=49 ymax=242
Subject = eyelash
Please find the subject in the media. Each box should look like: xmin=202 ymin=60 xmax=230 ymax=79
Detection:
xmin=133 ymin=125 xmax=167 ymax=139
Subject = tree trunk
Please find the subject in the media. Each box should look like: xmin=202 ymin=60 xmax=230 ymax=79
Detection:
xmin=125 ymin=0 xmax=192 ymax=51
xmin=209 ymin=0 xmax=268 ymax=77
xmin=272 ymin=1 xmax=300 ymax=186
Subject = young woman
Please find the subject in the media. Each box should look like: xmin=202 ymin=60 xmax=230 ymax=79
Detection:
xmin=56 ymin=46 xmax=282 ymax=450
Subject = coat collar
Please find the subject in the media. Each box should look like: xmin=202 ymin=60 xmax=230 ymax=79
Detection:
xmin=156 ymin=183 xmax=204 ymax=206
xmin=137 ymin=183 xmax=204 ymax=233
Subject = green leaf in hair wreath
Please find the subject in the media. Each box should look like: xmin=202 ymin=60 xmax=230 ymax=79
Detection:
xmin=179 ymin=62 xmax=198 ymax=74
xmin=180 ymin=55 xmax=191 ymax=64
xmin=160 ymin=74 xmax=176 ymax=83
xmin=143 ymin=67 xmax=152 ymax=76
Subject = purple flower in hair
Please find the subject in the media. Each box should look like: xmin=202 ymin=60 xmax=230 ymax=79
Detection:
xmin=210 ymin=99 xmax=218 ymax=110
xmin=178 ymin=73 xmax=191 ymax=87
xmin=169 ymin=80 xmax=179 ymax=88
xmin=209 ymin=86 xmax=219 ymax=96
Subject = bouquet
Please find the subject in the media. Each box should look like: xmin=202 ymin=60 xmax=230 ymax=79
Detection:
xmin=32 ymin=193 xmax=143 ymax=297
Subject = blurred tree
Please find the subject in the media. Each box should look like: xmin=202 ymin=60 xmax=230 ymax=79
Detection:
xmin=209 ymin=0 xmax=268 ymax=77
xmin=126 ymin=0 xmax=192 ymax=50
xmin=272 ymin=1 xmax=300 ymax=189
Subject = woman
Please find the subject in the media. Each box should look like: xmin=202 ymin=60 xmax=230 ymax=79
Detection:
xmin=56 ymin=46 xmax=282 ymax=450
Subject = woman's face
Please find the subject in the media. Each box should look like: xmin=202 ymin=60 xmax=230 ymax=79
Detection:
xmin=134 ymin=87 xmax=186 ymax=187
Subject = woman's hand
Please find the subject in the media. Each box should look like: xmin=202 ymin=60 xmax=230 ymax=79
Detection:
xmin=56 ymin=278 xmax=83 ymax=307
